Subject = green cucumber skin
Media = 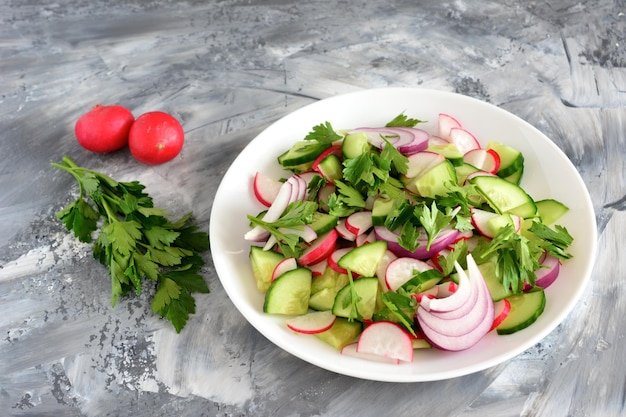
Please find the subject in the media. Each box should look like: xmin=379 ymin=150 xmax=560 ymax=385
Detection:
xmin=263 ymin=268 xmax=312 ymax=315
xmin=496 ymin=289 xmax=546 ymax=335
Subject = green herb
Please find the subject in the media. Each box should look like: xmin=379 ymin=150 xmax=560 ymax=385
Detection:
xmin=327 ymin=180 xmax=366 ymax=217
xmin=380 ymin=139 xmax=409 ymax=176
xmin=385 ymin=112 xmax=424 ymax=127
xmin=304 ymin=121 xmax=343 ymax=145
xmin=416 ymin=202 xmax=457 ymax=250
xmin=52 ymin=156 xmax=209 ymax=333
xmin=247 ymin=201 xmax=318 ymax=258
xmin=528 ymin=222 xmax=574 ymax=260
xmin=380 ymin=291 xmax=417 ymax=336
xmin=343 ymin=269 xmax=363 ymax=321
xmin=471 ymin=224 xmax=545 ymax=294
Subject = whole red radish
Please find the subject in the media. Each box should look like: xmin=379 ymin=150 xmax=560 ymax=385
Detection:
xmin=74 ymin=104 xmax=134 ymax=153
xmin=128 ymin=111 xmax=184 ymax=165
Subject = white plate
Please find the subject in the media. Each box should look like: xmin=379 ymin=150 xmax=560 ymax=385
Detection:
xmin=209 ymin=88 xmax=597 ymax=382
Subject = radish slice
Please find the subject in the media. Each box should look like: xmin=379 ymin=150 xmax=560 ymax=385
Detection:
xmin=470 ymin=208 xmax=522 ymax=239
xmin=272 ymin=257 xmax=298 ymax=281
xmin=253 ymin=172 xmax=282 ymax=207
xmin=448 ymin=127 xmax=481 ymax=155
xmin=375 ymin=250 xmax=397 ymax=291
xmin=438 ymin=113 xmax=462 ymax=140
xmin=356 ymin=229 xmax=376 ymax=247
xmin=385 ymin=257 xmax=434 ymax=292
xmin=345 ymin=211 xmax=373 ymax=236
xmin=463 ymin=148 xmax=501 ymax=174
xmin=328 ymin=247 xmax=352 ymax=274
xmin=341 ymin=342 xmax=400 ymax=364
xmin=278 ymin=225 xmax=317 ymax=243
xmin=308 ymin=258 xmax=328 ymax=276
xmin=298 ymin=229 xmax=339 ymax=266
xmin=405 ymin=151 xmax=446 ymax=179
xmin=312 ymin=145 xmax=342 ymax=172
xmin=286 ymin=310 xmax=337 ymax=334
xmin=244 ymin=179 xmax=293 ymax=242
xmin=356 ymin=321 xmax=414 ymax=363
xmin=428 ymin=135 xmax=450 ymax=146
xmin=490 ymin=298 xmax=512 ymax=331
xmin=336 ymin=219 xmax=357 ymax=241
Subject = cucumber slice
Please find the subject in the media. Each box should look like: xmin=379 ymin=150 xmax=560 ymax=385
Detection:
xmin=263 ymin=268 xmax=312 ymax=315
xmin=309 ymin=268 xmax=350 ymax=311
xmin=496 ymin=289 xmax=546 ymax=335
xmin=476 ymin=261 xmax=509 ymax=302
xmin=410 ymin=159 xmax=457 ymax=199
xmin=427 ymin=143 xmax=464 ymax=167
xmin=337 ymin=240 xmax=388 ymax=277
xmin=309 ymin=212 xmax=339 ymax=235
xmin=314 ymin=317 xmax=362 ymax=350
xmin=455 ymin=162 xmax=480 ymax=185
xmin=536 ymin=199 xmax=569 ymax=225
xmin=400 ymin=269 xmax=444 ymax=294
xmin=317 ymin=153 xmax=343 ymax=182
xmin=371 ymin=196 xmax=394 ymax=226
xmin=332 ymin=277 xmax=379 ymax=320
xmin=249 ymin=246 xmax=285 ymax=292
xmin=342 ymin=132 xmax=371 ymax=159
xmin=278 ymin=141 xmax=328 ymax=167
xmin=487 ymin=142 xmax=524 ymax=178
xmin=470 ymin=175 xmax=537 ymax=218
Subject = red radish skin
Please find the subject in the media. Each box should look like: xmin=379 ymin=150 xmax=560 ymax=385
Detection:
xmin=298 ymin=229 xmax=338 ymax=266
xmin=463 ymin=148 xmax=501 ymax=174
xmin=285 ymin=310 xmax=337 ymax=334
xmin=128 ymin=111 xmax=184 ymax=165
xmin=328 ymin=247 xmax=352 ymax=274
xmin=385 ymin=257 xmax=434 ymax=292
xmin=335 ymin=219 xmax=357 ymax=241
xmin=312 ymin=145 xmax=342 ymax=172
xmin=75 ymin=104 xmax=135 ymax=153
xmin=357 ymin=321 xmax=414 ymax=363
xmin=253 ymin=172 xmax=283 ymax=207
xmin=490 ymin=298 xmax=512 ymax=331
xmin=345 ymin=211 xmax=373 ymax=236
xmin=271 ymin=257 xmax=298 ymax=281
xmin=438 ymin=113 xmax=462 ymax=140
xmin=448 ymin=127 xmax=481 ymax=155
xmin=245 ymin=175 xmax=307 ymax=242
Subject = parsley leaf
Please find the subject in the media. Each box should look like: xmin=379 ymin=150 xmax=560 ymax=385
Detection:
xmin=52 ymin=156 xmax=210 ymax=333
xmin=385 ymin=112 xmax=424 ymax=127
xmin=416 ymin=202 xmax=456 ymax=250
xmin=304 ymin=121 xmax=343 ymax=145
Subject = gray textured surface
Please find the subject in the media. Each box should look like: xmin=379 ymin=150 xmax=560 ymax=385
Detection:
xmin=1 ymin=1 xmax=625 ymax=416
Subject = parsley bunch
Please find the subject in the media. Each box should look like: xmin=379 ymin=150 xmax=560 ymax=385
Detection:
xmin=52 ymin=156 xmax=210 ymax=333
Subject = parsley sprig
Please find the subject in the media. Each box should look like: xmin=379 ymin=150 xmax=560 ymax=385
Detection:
xmin=52 ymin=156 xmax=210 ymax=333
xmin=247 ymin=201 xmax=318 ymax=257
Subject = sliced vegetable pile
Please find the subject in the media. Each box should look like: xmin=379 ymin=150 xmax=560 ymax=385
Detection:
xmin=52 ymin=156 xmax=210 ymax=333
xmin=244 ymin=112 xmax=573 ymax=363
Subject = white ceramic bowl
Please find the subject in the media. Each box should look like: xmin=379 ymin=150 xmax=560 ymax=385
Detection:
xmin=209 ymin=88 xmax=597 ymax=382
